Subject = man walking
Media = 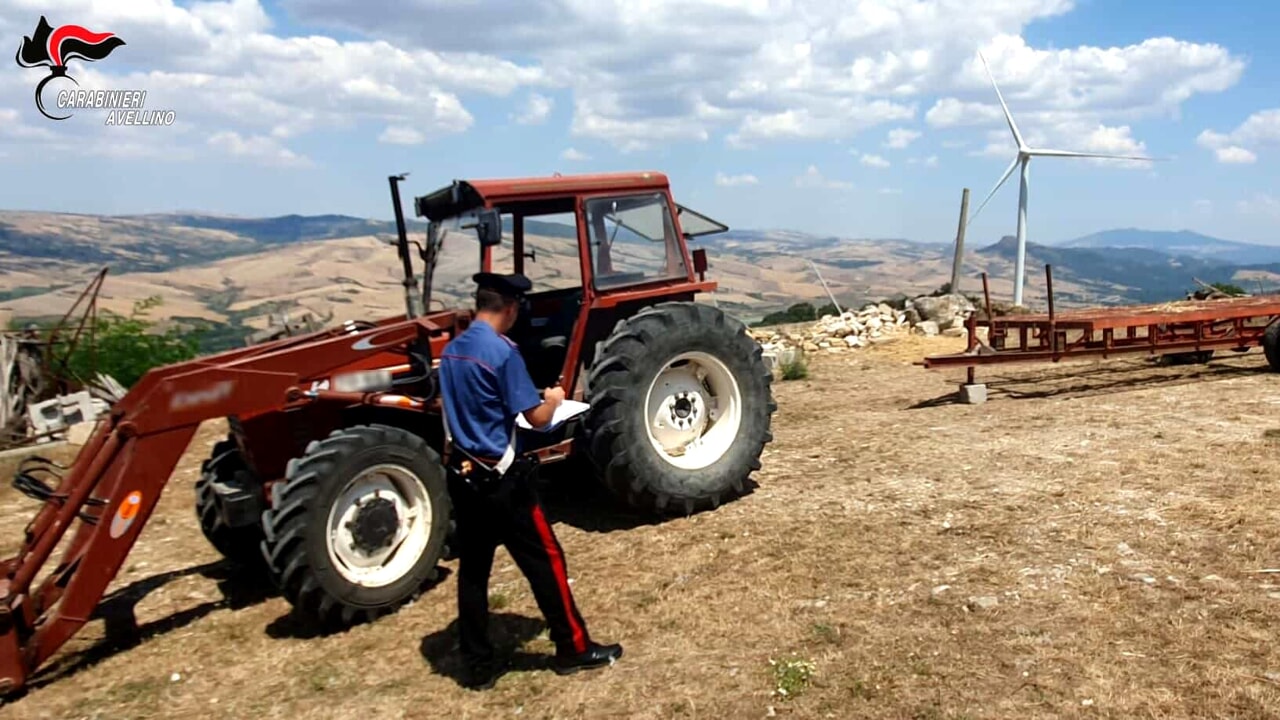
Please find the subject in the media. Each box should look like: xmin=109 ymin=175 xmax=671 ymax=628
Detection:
xmin=437 ymin=271 xmax=622 ymax=689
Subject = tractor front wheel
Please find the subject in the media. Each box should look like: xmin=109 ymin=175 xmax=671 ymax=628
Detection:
xmin=583 ymin=302 xmax=776 ymax=516
xmin=195 ymin=436 xmax=266 ymax=570
xmin=260 ymin=424 xmax=451 ymax=629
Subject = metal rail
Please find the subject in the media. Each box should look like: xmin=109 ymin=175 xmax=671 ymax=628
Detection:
xmin=923 ymin=265 xmax=1280 ymax=370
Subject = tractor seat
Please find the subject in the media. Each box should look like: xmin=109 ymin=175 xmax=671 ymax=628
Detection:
xmin=540 ymin=336 xmax=567 ymax=351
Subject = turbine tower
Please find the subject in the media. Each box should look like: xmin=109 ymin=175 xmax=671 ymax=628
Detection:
xmin=967 ymin=51 xmax=1160 ymax=306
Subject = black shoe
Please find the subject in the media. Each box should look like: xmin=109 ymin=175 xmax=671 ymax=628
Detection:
xmin=552 ymin=642 xmax=623 ymax=676
xmin=459 ymin=656 xmax=509 ymax=690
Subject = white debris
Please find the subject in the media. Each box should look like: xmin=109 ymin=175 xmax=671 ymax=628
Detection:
xmin=751 ymin=292 xmax=976 ymax=362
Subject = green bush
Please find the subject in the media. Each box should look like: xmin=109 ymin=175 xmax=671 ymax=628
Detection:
xmin=779 ymin=350 xmax=809 ymax=381
xmin=55 ymin=296 xmax=203 ymax=388
xmin=754 ymin=301 xmax=844 ymax=327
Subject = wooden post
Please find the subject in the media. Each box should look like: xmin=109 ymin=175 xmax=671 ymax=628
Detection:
xmin=949 ymin=188 xmax=970 ymax=295
xmin=808 ymin=259 xmax=843 ymax=316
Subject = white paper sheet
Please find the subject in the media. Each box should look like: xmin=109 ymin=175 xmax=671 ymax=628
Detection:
xmin=516 ymin=399 xmax=591 ymax=431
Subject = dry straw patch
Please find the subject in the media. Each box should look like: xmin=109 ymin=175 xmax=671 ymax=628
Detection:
xmin=2 ymin=339 xmax=1280 ymax=718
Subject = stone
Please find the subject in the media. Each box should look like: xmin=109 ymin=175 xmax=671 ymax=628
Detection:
xmin=959 ymin=384 xmax=987 ymax=405
xmin=942 ymin=327 xmax=967 ymax=338
xmin=912 ymin=293 xmax=976 ymax=324
xmin=966 ymin=595 xmax=999 ymax=611
xmin=916 ymin=320 xmax=940 ymax=336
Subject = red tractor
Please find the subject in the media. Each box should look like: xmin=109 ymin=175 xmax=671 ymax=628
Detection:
xmin=0 ymin=170 xmax=776 ymax=692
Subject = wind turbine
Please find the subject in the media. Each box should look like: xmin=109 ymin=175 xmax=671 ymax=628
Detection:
xmin=967 ymin=51 xmax=1160 ymax=307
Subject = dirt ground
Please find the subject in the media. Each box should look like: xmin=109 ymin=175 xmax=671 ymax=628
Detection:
xmin=3 ymin=334 xmax=1280 ymax=719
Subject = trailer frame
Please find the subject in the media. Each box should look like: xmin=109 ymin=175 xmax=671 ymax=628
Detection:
xmin=922 ymin=265 xmax=1280 ymax=379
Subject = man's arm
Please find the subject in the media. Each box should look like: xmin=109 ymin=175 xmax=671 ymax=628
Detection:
xmin=501 ymin=351 xmax=562 ymax=428
xmin=523 ymin=386 xmax=565 ymax=428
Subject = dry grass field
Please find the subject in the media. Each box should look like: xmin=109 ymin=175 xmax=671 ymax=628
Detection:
xmin=2 ymin=334 xmax=1280 ymax=719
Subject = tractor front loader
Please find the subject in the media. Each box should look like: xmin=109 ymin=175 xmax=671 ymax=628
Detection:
xmin=0 ymin=310 xmax=463 ymax=692
xmin=0 ymin=170 xmax=776 ymax=694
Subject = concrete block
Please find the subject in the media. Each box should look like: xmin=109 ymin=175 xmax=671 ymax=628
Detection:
xmin=959 ymin=384 xmax=987 ymax=405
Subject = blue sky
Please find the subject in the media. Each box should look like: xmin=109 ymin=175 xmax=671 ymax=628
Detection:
xmin=1 ymin=0 xmax=1277 ymax=246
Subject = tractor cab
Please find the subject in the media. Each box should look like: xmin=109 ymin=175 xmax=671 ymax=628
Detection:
xmin=408 ymin=172 xmax=729 ymax=391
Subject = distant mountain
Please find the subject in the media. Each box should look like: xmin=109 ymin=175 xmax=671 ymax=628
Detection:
xmin=1057 ymin=229 xmax=1280 ymax=266
xmin=977 ymin=235 xmax=1248 ymax=304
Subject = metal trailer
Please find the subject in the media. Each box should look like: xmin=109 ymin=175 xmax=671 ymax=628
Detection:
xmin=922 ymin=266 xmax=1280 ymax=380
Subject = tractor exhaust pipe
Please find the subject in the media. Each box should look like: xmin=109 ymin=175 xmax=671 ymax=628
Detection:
xmin=388 ymin=173 xmax=422 ymax=318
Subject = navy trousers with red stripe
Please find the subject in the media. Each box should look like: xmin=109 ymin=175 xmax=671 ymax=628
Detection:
xmin=448 ymin=465 xmax=590 ymax=663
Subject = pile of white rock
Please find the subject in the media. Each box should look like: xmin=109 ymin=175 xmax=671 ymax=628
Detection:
xmin=751 ymin=293 xmax=978 ymax=358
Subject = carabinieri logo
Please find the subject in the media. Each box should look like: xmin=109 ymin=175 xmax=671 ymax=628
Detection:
xmin=15 ymin=15 xmax=125 ymax=121
xmin=15 ymin=15 xmax=176 ymax=126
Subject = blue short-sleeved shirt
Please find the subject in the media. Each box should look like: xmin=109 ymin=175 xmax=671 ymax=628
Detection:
xmin=438 ymin=319 xmax=542 ymax=458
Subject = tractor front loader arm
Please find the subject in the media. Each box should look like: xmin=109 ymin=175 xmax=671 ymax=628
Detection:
xmin=0 ymin=317 xmax=433 ymax=694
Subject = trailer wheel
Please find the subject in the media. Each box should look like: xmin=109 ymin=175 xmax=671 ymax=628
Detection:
xmin=195 ymin=437 xmax=266 ymax=570
xmin=1265 ymin=322 xmax=1280 ymax=372
xmin=260 ymin=424 xmax=451 ymax=629
xmin=582 ymin=302 xmax=776 ymax=516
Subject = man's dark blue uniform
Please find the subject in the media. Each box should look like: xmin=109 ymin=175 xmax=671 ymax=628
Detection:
xmin=438 ymin=271 xmax=621 ymax=689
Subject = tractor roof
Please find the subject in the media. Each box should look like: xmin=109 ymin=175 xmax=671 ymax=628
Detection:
xmin=414 ymin=171 xmax=670 ymax=222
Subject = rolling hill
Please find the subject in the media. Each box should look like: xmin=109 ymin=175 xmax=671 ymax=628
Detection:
xmin=1 ymin=210 xmax=1276 ymax=350
xmin=1055 ymin=228 xmax=1280 ymax=266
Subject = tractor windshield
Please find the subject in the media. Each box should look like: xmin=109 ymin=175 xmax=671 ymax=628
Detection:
xmin=422 ymin=211 xmax=490 ymax=311
xmin=585 ymin=192 xmax=689 ymax=289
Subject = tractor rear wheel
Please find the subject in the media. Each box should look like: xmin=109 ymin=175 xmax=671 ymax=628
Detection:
xmin=260 ymin=424 xmax=451 ymax=629
xmin=195 ymin=437 xmax=266 ymax=570
xmin=582 ymin=302 xmax=776 ymax=515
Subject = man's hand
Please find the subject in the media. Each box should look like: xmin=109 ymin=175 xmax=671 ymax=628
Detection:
xmin=544 ymin=386 xmax=565 ymax=407
xmin=524 ymin=385 xmax=566 ymax=428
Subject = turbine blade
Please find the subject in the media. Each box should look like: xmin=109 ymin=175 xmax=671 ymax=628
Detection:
xmin=1028 ymin=148 xmax=1163 ymax=162
xmin=978 ymin=51 xmax=1025 ymax=151
xmin=967 ymin=155 xmax=1022 ymax=227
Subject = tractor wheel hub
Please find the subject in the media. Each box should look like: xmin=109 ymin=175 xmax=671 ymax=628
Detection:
xmin=347 ymin=496 xmax=399 ymax=554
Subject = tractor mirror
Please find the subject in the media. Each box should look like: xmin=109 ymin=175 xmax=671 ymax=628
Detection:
xmin=692 ymin=247 xmax=708 ymax=275
xmin=475 ymin=209 xmax=502 ymax=247
xmin=691 ymin=245 xmax=711 ymax=280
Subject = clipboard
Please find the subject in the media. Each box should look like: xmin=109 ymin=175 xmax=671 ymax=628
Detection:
xmin=516 ymin=399 xmax=590 ymax=432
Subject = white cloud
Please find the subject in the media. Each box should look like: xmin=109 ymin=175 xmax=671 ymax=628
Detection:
xmin=860 ymin=153 xmax=891 ymax=168
xmin=0 ymin=0 xmax=537 ymax=161
xmin=925 ymin=33 xmax=1242 ymax=161
xmin=715 ymin=172 xmax=759 ymax=187
xmin=908 ymin=154 xmax=940 ymax=167
xmin=0 ymin=0 xmax=1248 ymax=165
xmin=879 ymin=187 xmax=902 ymax=195
xmin=1197 ymin=109 xmax=1279 ymax=163
xmin=794 ymin=165 xmax=853 ymax=190
xmin=208 ymin=131 xmax=312 ymax=167
xmin=279 ymin=0 xmax=1241 ymax=153
xmin=1213 ymin=145 xmax=1257 ymax=164
xmin=885 ymin=128 xmax=921 ymax=149
xmin=378 ymin=126 xmax=425 ymax=145
xmin=561 ymin=147 xmax=590 ymax=161
xmin=514 ymin=92 xmax=554 ymax=125
xmin=973 ymin=116 xmax=1153 ymax=168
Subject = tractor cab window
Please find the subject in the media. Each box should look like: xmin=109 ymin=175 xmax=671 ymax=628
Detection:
xmin=488 ymin=211 xmax=581 ymax=293
xmin=585 ymin=193 xmax=687 ymax=289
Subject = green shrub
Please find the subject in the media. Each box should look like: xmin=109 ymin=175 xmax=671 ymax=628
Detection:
xmin=54 ymin=296 xmax=203 ymax=388
xmin=779 ymin=350 xmax=809 ymax=381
